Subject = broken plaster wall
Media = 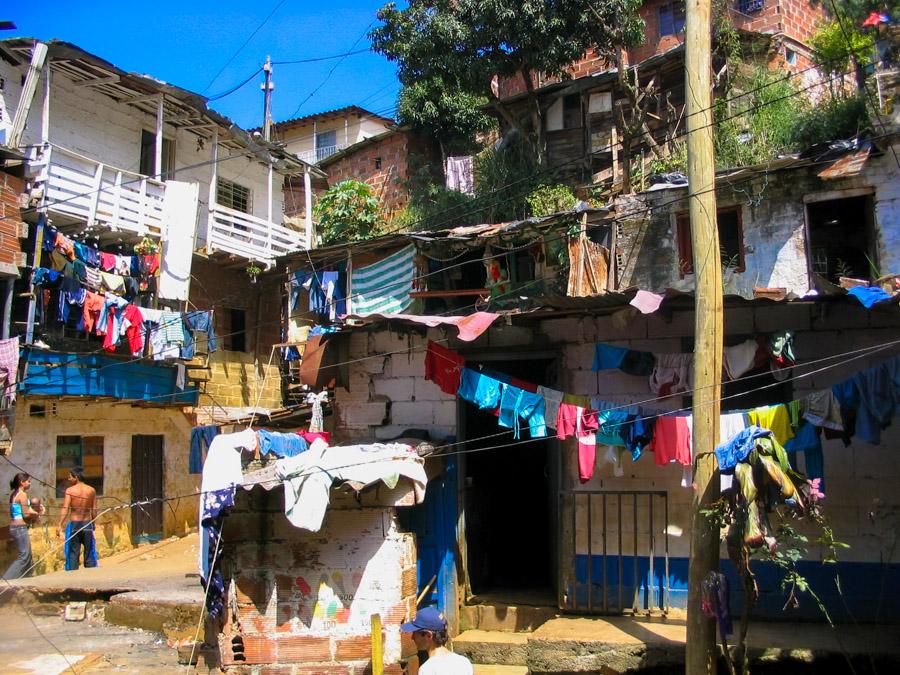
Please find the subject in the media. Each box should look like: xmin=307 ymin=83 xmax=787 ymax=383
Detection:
xmin=614 ymin=142 xmax=900 ymax=297
xmin=0 ymin=399 xmax=196 ymax=573
xmin=218 ymin=487 xmax=417 ymax=672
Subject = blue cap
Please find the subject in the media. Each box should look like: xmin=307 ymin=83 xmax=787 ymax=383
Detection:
xmin=400 ymin=606 xmax=447 ymax=632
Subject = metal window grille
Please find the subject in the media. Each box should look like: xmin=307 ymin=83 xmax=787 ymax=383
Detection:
xmin=737 ymin=0 xmax=764 ymax=13
xmin=216 ymin=178 xmax=252 ymax=214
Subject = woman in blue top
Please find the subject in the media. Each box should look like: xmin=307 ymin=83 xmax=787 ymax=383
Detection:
xmin=3 ymin=473 xmax=43 ymax=579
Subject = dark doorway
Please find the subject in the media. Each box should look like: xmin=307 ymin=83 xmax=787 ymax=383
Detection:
xmin=462 ymin=357 xmax=557 ymax=602
xmin=131 ymin=434 xmax=164 ymax=544
xmin=807 ymin=194 xmax=876 ymax=283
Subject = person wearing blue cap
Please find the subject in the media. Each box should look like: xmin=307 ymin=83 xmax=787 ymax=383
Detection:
xmin=400 ymin=606 xmax=473 ymax=674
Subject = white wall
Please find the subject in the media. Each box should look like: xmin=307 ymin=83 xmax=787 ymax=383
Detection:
xmin=281 ymin=115 xmax=391 ymax=159
xmin=0 ymin=58 xmax=285 ymax=227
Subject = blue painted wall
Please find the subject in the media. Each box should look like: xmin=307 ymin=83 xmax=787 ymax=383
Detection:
xmin=19 ymin=349 xmax=198 ymax=404
xmin=571 ymin=554 xmax=900 ymax=621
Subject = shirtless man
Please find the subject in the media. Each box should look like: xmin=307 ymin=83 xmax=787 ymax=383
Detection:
xmin=56 ymin=468 xmax=98 ymax=570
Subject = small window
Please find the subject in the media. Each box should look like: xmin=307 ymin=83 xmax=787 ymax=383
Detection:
xmin=676 ymin=206 xmax=745 ymax=276
xmin=784 ymin=48 xmax=798 ymax=66
xmin=216 ymin=178 xmax=252 ymax=214
xmin=223 ymin=308 xmax=247 ymax=352
xmin=375 ymin=157 xmax=382 ymax=170
xmin=316 ymin=129 xmax=338 ymax=162
xmin=56 ymin=435 xmax=104 ymax=497
xmin=139 ymin=130 xmax=176 ymax=179
xmin=29 ymin=404 xmax=46 ymax=418
xmin=737 ymin=0 xmax=765 ymax=13
xmin=659 ymin=1 xmax=686 ymax=37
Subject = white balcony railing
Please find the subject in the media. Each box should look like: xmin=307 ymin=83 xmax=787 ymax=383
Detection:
xmin=294 ymin=143 xmax=349 ymax=165
xmin=207 ymin=204 xmax=308 ymax=267
xmin=34 ymin=144 xmax=166 ymax=238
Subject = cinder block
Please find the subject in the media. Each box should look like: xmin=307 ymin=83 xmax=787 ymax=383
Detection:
xmin=540 ymin=318 xmax=583 ymax=342
xmin=372 ymin=377 xmax=416 ymax=401
xmin=645 ymin=311 xmax=695 ymax=338
xmin=386 ymin=352 xmax=426 ymax=378
xmin=391 ymin=401 xmax=434 ymax=426
xmin=593 ymin=313 xmax=648 ymax=340
xmin=432 ymin=400 xmax=457 ymax=427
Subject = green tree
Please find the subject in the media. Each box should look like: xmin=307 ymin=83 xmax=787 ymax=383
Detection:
xmin=370 ymin=0 xmax=644 ymax=164
xmin=312 ymin=180 xmax=382 ymax=246
xmin=816 ymin=0 xmax=899 ymax=23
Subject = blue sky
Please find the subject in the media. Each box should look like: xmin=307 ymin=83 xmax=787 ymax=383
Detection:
xmin=6 ymin=0 xmax=401 ymax=130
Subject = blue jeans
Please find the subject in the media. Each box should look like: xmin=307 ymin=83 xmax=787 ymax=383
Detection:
xmin=65 ymin=521 xmax=98 ymax=570
xmin=3 ymin=524 xmax=33 ymax=579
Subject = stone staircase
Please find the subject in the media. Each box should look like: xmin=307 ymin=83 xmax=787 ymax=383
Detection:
xmin=454 ymin=601 xmax=554 ymax=675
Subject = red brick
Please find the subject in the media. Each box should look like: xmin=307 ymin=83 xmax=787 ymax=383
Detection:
xmin=277 ymin=635 xmax=332 ymax=663
xmin=335 ymin=635 xmax=378 ymax=661
xmin=400 ymin=566 xmax=417 ymax=597
xmin=242 ymin=635 xmax=277 ymax=665
xmin=259 ymin=667 xmax=294 ymax=675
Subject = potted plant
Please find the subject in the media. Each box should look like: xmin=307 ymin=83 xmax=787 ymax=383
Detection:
xmin=246 ymin=262 xmax=263 ymax=283
xmin=133 ymin=236 xmax=160 ymax=256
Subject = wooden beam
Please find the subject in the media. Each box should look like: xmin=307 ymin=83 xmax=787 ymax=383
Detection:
xmin=8 ymin=42 xmax=48 ymax=148
xmin=155 ymin=95 xmax=164 ymax=179
xmin=73 ymin=74 xmax=120 ymax=87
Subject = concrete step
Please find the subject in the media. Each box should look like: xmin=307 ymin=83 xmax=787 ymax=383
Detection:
xmin=473 ymin=666 xmax=530 ymax=675
xmin=454 ymin=629 xmax=530 ymax=666
xmin=461 ymin=603 xmax=558 ymax=632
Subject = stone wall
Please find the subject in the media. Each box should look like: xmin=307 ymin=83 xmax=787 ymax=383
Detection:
xmin=0 ymin=399 xmax=196 ymax=573
xmin=218 ymin=487 xmax=418 ymax=672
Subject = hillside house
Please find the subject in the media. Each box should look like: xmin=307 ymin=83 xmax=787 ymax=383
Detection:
xmin=230 ymin=134 xmax=900 ymax=671
xmin=0 ymin=37 xmax=323 ymax=570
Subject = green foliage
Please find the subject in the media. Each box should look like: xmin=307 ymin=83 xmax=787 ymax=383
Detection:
xmin=312 ymin=180 xmax=383 ymax=246
xmin=789 ymin=94 xmax=871 ymax=147
xmin=815 ymin=0 xmax=900 ymax=24
xmin=810 ymin=21 xmax=876 ymax=74
xmin=371 ymin=0 xmax=645 ymax=150
xmin=714 ymin=67 xmax=807 ymax=169
xmin=647 ymin=141 xmax=688 ymax=175
xmin=525 ymin=184 xmax=578 ymax=217
xmin=397 ymin=81 xmax=496 ymax=156
xmin=473 ymin=134 xmax=541 ymax=222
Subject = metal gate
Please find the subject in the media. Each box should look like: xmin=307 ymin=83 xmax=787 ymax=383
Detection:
xmin=559 ymin=490 xmax=669 ymax=614
xmin=131 ymin=434 xmax=164 ymax=544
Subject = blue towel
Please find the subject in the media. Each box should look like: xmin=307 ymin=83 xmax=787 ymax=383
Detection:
xmin=784 ymin=422 xmax=824 ymax=489
xmin=458 ymin=368 xmax=503 ymax=410
xmin=498 ymin=386 xmax=546 ymax=439
xmin=593 ymin=343 xmax=629 ymax=371
xmin=847 ymin=285 xmax=892 ymax=308
xmin=258 ymin=430 xmax=308 ymax=458
xmin=189 ymin=425 xmax=220 ymax=474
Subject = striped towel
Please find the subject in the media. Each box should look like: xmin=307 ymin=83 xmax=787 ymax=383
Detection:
xmin=350 ymin=245 xmax=416 ymax=314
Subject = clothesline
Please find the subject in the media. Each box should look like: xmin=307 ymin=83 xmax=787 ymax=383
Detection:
xmin=425 ymin=341 xmax=900 ymax=489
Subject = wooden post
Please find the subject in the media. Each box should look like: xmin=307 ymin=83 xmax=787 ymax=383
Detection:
xmin=684 ymin=0 xmax=722 ymax=669
xmin=370 ymin=613 xmax=383 ymax=675
xmin=206 ymin=130 xmax=218 ymax=255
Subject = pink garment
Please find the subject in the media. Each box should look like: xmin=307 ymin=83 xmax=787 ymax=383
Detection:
xmin=100 ymin=252 xmax=117 ymax=272
xmin=343 ymin=311 xmax=500 ymax=342
xmin=557 ymin=404 xmax=600 ymax=482
xmin=629 ymin=290 xmax=664 ymax=314
xmin=649 ymin=415 xmax=692 ymax=466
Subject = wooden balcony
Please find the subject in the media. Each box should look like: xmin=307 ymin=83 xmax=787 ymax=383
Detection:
xmin=206 ymin=204 xmax=308 ymax=267
xmin=32 ymin=144 xmax=166 ymax=237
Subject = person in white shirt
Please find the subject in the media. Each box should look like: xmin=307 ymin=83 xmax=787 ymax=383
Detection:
xmin=401 ymin=606 xmax=473 ymax=675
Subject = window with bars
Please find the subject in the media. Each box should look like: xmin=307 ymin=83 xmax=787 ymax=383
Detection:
xmin=56 ymin=435 xmax=104 ymax=497
xmin=659 ymin=0 xmax=686 ymax=36
xmin=736 ymin=0 xmax=765 ymax=13
xmin=216 ymin=178 xmax=252 ymax=214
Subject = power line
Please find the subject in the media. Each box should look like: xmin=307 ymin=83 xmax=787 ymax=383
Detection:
xmin=272 ymin=48 xmax=372 ymax=66
xmin=207 ymin=67 xmax=264 ymax=102
xmin=201 ymin=0 xmax=290 ymax=93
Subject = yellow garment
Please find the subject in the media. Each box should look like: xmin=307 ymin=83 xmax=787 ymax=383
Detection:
xmin=100 ymin=271 xmax=126 ymax=294
xmin=747 ymin=405 xmax=795 ymax=446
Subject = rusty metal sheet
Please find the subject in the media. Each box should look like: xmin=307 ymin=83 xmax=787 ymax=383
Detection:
xmin=818 ymin=147 xmax=871 ymax=180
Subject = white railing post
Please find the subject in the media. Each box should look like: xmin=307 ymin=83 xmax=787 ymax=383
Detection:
xmin=137 ymin=178 xmax=148 ymax=235
xmin=86 ymin=161 xmax=103 ymax=225
xmin=110 ymin=169 xmax=122 ymax=231
xmin=155 ymin=95 xmax=164 ymax=179
xmin=206 ymin=130 xmax=218 ymax=254
xmin=304 ymin=165 xmax=313 ymax=249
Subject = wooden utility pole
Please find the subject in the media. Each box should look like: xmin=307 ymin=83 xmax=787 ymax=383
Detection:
xmin=684 ymin=0 xmax=723 ymax=669
xmin=262 ymin=55 xmax=274 ymax=141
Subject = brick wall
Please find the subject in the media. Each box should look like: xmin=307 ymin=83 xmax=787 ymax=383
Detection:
xmin=0 ymin=172 xmax=25 ymax=272
xmin=323 ymin=132 xmax=414 ymax=223
xmin=495 ymin=0 xmax=827 ymax=99
xmin=188 ymin=258 xmax=283 ymax=409
xmin=218 ymin=488 xmax=418 ymax=672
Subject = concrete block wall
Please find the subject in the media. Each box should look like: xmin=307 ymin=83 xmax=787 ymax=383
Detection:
xmin=614 ymin=146 xmax=900 ymax=298
xmin=0 ymin=399 xmax=196 ymax=573
xmin=219 ymin=488 xmax=417 ymax=672
xmin=333 ymin=327 xmax=457 ymax=445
